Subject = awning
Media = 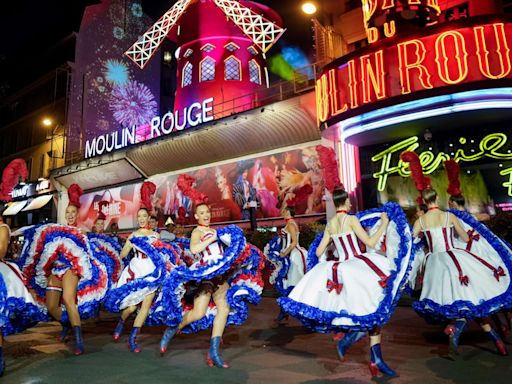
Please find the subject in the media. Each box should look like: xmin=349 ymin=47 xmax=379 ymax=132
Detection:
xmin=127 ymin=92 xmax=320 ymax=176
xmin=22 ymin=195 xmax=53 ymax=211
xmin=2 ymin=201 xmax=28 ymax=216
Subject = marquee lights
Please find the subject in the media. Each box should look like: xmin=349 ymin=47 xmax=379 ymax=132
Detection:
xmin=316 ymin=21 xmax=512 ymax=126
xmin=371 ymin=133 xmax=512 ymax=192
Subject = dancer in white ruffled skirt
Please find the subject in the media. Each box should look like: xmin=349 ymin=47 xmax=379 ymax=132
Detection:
xmin=280 ymin=188 xmax=414 ymax=377
xmin=411 ymin=188 xmax=510 ymax=356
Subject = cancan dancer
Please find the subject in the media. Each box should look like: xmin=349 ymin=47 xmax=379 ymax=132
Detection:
xmin=279 ymin=188 xmax=413 ymax=377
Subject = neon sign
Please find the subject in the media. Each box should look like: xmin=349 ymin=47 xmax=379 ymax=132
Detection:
xmin=85 ymin=97 xmax=214 ymax=158
xmin=316 ymin=20 xmax=512 ymax=125
xmin=361 ymin=1 xmax=441 ymax=43
xmin=371 ymin=132 xmax=512 ymax=191
xmin=501 ymin=167 xmax=512 ymax=197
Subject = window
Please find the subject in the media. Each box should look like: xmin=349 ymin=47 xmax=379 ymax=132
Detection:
xmin=182 ymin=62 xmax=193 ymax=87
xmin=249 ymin=60 xmax=261 ymax=84
xmin=39 ymin=153 xmax=46 ymax=178
xmin=201 ymin=43 xmax=215 ymax=53
xmin=183 ymin=48 xmax=193 ymax=58
xmin=225 ymin=56 xmax=241 ymax=80
xmin=247 ymin=46 xmax=258 ymax=55
xmin=200 ymin=57 xmax=215 ymax=81
xmin=225 ymin=42 xmax=239 ymax=52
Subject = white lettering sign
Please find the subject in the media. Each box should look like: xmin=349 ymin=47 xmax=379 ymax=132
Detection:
xmin=85 ymin=97 xmax=215 ymax=158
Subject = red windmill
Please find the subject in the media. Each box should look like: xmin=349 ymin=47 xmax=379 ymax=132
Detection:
xmin=125 ymin=0 xmax=285 ymax=116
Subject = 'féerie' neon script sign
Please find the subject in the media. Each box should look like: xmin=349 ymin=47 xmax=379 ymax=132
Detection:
xmin=371 ymin=132 xmax=512 ymax=192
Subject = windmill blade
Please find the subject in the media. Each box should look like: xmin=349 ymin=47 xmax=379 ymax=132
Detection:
xmin=213 ymin=0 xmax=285 ymax=54
xmin=125 ymin=0 xmax=194 ymax=69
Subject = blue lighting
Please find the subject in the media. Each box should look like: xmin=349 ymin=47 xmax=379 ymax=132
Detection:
xmin=339 ymin=88 xmax=512 ymax=141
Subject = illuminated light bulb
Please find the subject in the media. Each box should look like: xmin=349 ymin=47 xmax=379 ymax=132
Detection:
xmin=42 ymin=118 xmax=53 ymax=127
xmin=301 ymin=2 xmax=317 ymax=15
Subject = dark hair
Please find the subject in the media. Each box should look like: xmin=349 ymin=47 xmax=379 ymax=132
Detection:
xmin=194 ymin=202 xmax=209 ymax=212
xmin=422 ymin=188 xmax=438 ymax=205
xmin=150 ymin=215 xmax=157 ymax=221
xmin=417 ymin=204 xmax=428 ymax=214
xmin=449 ymin=194 xmax=465 ymax=207
xmin=283 ymin=206 xmax=296 ymax=217
xmin=332 ymin=188 xmax=349 ymax=208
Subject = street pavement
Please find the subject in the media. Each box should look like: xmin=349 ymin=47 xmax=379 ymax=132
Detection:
xmin=2 ymin=297 xmax=512 ymax=383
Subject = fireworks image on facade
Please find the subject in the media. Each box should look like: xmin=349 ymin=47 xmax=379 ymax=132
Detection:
xmin=109 ymin=80 xmax=157 ymax=127
xmin=103 ymin=59 xmax=130 ymax=86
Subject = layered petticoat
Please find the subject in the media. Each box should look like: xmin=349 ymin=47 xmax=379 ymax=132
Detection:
xmin=410 ymin=210 xmax=512 ymax=323
xmin=278 ymin=203 xmax=413 ymax=332
xmin=0 ymin=261 xmax=47 ymax=335
xmin=87 ymin=233 xmax=123 ymax=289
xmin=149 ymin=225 xmax=264 ymax=333
xmin=103 ymin=236 xmax=178 ymax=313
xmin=17 ymin=224 xmax=108 ymax=320
xmin=265 ymin=236 xmax=309 ymax=296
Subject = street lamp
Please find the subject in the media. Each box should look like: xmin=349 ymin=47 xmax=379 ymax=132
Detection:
xmin=41 ymin=117 xmax=64 ymax=171
xmin=301 ymin=2 xmax=318 ymax=15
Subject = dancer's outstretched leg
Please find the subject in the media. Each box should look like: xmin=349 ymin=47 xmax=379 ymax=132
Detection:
xmin=207 ymin=283 xmax=230 ymax=368
xmin=368 ymin=329 xmax=397 ymax=377
xmin=128 ymin=292 xmax=156 ymax=353
xmin=160 ymin=291 xmax=211 ymax=355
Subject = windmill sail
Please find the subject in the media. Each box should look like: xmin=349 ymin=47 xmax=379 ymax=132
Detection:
xmin=213 ymin=0 xmax=285 ymax=54
xmin=125 ymin=0 xmax=194 ymax=69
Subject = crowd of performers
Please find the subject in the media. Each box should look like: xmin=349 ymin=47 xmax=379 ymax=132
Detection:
xmin=1 ymin=150 xmax=512 ymax=379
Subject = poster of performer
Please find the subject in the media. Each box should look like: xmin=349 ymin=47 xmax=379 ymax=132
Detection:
xmin=77 ymin=145 xmax=325 ymax=229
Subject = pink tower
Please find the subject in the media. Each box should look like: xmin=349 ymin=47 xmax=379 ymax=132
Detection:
xmin=126 ymin=0 xmax=285 ymax=118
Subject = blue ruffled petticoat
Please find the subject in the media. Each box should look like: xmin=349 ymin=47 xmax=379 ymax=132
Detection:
xmin=149 ymin=225 xmax=264 ymax=333
xmin=17 ymin=224 xmax=108 ymax=320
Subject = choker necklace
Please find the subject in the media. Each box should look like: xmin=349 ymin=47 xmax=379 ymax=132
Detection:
xmin=336 ymin=209 xmax=348 ymax=214
xmin=428 ymin=206 xmax=439 ymax=211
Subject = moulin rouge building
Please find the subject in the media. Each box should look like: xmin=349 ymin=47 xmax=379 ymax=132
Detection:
xmin=317 ymin=0 xmax=512 ymax=214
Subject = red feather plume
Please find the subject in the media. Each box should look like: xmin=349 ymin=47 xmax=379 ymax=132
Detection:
xmin=400 ymin=151 xmax=431 ymax=204
xmin=316 ymin=145 xmax=343 ymax=193
xmin=177 ymin=174 xmax=207 ymax=205
xmin=286 ymin=184 xmax=313 ymax=207
xmin=444 ymin=159 xmax=462 ymax=197
xmin=0 ymin=158 xmax=29 ymax=201
xmin=140 ymin=181 xmax=156 ymax=212
xmin=68 ymin=184 xmax=83 ymax=208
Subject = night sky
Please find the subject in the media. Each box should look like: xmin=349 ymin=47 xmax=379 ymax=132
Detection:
xmin=0 ymin=0 xmax=314 ymax=97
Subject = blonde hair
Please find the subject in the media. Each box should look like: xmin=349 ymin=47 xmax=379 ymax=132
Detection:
xmin=422 ymin=188 xmax=437 ymax=205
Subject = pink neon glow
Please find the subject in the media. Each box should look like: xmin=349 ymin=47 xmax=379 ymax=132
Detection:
xmin=338 ymin=140 xmax=360 ymax=194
